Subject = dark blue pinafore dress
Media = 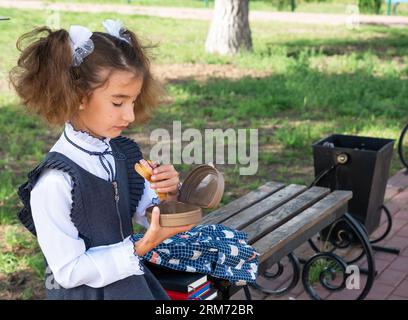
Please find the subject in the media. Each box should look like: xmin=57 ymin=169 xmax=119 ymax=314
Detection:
xmin=17 ymin=136 xmax=169 ymax=300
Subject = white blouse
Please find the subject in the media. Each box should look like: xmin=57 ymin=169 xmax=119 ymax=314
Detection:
xmin=30 ymin=122 xmax=156 ymax=289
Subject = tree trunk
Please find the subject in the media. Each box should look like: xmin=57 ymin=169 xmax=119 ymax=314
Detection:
xmin=205 ymin=0 xmax=252 ymax=55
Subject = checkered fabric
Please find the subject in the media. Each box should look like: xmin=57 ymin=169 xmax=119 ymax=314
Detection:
xmin=131 ymin=224 xmax=259 ymax=286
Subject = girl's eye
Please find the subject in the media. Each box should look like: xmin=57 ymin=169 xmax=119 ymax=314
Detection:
xmin=112 ymin=100 xmax=136 ymax=107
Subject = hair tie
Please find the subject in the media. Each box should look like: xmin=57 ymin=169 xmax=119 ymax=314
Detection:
xmin=102 ymin=19 xmax=131 ymax=44
xmin=69 ymin=25 xmax=94 ymax=67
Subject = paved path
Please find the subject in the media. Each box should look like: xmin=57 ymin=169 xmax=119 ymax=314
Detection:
xmin=1 ymin=0 xmax=408 ymax=26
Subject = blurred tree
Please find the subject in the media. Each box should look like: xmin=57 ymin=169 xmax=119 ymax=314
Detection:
xmin=205 ymin=0 xmax=252 ymax=55
xmin=358 ymin=0 xmax=382 ymax=14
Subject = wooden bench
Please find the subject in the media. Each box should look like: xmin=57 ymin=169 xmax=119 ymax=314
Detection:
xmin=201 ymin=181 xmax=376 ymax=300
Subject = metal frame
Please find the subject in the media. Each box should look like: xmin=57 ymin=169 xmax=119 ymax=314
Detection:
xmin=398 ymin=122 xmax=408 ymax=171
xmin=250 ymin=253 xmax=300 ymax=297
xmin=301 ymin=213 xmax=376 ymax=300
xmin=244 ymin=213 xmax=376 ymax=300
xmin=370 ymin=205 xmax=400 ymax=255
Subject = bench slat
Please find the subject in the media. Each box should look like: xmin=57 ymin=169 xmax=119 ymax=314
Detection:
xmin=201 ymin=181 xmax=285 ymax=225
xmin=243 ymin=186 xmax=330 ymax=244
xmin=220 ymin=184 xmax=307 ymax=231
xmin=252 ymin=190 xmax=352 ymax=265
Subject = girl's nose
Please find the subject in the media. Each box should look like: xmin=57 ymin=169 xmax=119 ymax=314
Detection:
xmin=122 ymin=103 xmax=135 ymax=123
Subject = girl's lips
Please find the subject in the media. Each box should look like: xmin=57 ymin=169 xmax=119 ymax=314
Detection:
xmin=113 ymin=125 xmax=128 ymax=130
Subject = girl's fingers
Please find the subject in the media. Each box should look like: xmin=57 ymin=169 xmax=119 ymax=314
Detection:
xmin=150 ymin=206 xmax=160 ymax=227
xmin=179 ymin=224 xmax=195 ymax=233
xmin=152 ymin=161 xmax=160 ymax=168
xmin=151 ymin=170 xmax=179 ymax=182
xmin=155 ymin=186 xmax=178 ymax=193
xmin=152 ymin=179 xmax=179 ymax=193
xmin=148 ymin=160 xmax=160 ymax=169
xmin=168 ymin=224 xmax=195 ymax=235
xmin=152 ymin=164 xmax=175 ymax=175
xmin=151 ymin=176 xmax=179 ymax=190
xmin=139 ymin=159 xmax=153 ymax=174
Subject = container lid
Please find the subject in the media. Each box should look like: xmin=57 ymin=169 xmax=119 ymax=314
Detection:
xmin=178 ymin=164 xmax=225 ymax=209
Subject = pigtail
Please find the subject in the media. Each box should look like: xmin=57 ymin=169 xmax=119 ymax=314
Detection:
xmin=122 ymin=29 xmax=152 ymax=70
xmin=10 ymin=23 xmax=167 ymax=126
xmin=9 ymin=27 xmax=79 ymax=125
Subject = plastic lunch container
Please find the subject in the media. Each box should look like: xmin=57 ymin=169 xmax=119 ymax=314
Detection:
xmin=145 ymin=164 xmax=225 ymax=227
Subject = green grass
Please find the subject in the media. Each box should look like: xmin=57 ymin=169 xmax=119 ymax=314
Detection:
xmin=1 ymin=6 xmax=407 ymax=298
xmin=306 ymin=257 xmax=344 ymax=287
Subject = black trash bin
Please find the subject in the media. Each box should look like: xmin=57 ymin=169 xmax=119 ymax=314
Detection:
xmin=312 ymin=134 xmax=395 ymax=235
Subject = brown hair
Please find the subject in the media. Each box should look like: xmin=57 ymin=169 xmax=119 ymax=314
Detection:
xmin=9 ymin=25 xmax=163 ymax=126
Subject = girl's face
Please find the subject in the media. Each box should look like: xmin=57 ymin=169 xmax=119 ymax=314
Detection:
xmin=71 ymin=69 xmax=143 ymax=139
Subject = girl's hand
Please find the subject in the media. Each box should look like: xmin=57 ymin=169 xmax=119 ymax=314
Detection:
xmin=134 ymin=206 xmax=194 ymax=256
xmin=149 ymin=163 xmax=180 ymax=196
xmin=139 ymin=159 xmax=158 ymax=175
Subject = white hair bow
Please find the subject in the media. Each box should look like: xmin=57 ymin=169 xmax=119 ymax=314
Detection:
xmin=69 ymin=25 xmax=94 ymax=67
xmin=102 ymin=19 xmax=131 ymax=44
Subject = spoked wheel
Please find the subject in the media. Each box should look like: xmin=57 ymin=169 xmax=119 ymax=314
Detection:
xmin=398 ymin=122 xmax=408 ymax=170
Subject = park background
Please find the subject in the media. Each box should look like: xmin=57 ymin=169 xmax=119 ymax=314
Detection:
xmin=0 ymin=0 xmax=407 ymax=299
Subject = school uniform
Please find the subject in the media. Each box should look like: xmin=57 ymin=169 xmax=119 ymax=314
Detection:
xmin=17 ymin=122 xmax=169 ymax=300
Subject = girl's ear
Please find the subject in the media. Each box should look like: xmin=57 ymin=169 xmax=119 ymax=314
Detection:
xmin=81 ymin=95 xmax=89 ymax=108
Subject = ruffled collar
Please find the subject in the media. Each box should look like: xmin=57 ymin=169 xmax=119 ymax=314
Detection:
xmin=64 ymin=122 xmax=111 ymax=152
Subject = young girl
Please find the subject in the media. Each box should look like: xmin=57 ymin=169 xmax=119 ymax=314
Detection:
xmin=10 ymin=20 xmax=193 ymax=300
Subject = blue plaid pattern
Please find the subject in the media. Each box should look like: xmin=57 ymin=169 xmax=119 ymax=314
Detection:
xmin=131 ymin=224 xmax=259 ymax=286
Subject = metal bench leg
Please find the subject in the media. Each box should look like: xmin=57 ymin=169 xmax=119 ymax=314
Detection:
xmin=301 ymin=213 xmax=376 ymax=300
xmin=250 ymin=252 xmax=300 ymax=297
xmin=243 ymin=285 xmax=252 ymax=300
xmin=307 ymin=204 xmax=399 ymax=262
xmin=369 ymin=205 xmax=400 ymax=255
